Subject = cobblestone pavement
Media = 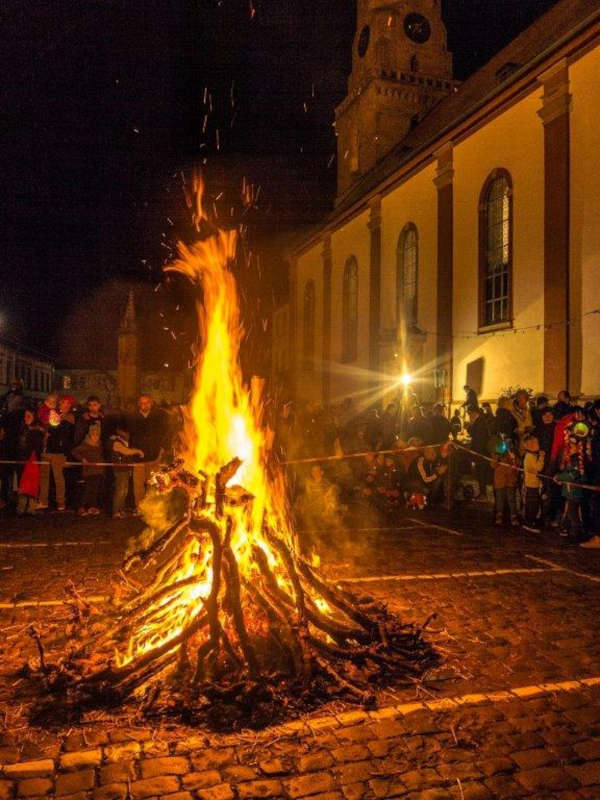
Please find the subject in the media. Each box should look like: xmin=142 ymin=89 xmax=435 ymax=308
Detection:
xmin=1 ymin=506 xmax=600 ymax=798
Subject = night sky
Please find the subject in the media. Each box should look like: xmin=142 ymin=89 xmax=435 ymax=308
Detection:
xmin=1 ymin=0 xmax=558 ymax=369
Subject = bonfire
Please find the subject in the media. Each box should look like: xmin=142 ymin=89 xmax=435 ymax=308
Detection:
xmin=36 ymin=175 xmax=436 ymax=727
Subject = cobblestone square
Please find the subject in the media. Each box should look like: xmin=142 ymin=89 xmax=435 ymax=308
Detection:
xmin=1 ymin=506 xmax=599 ymax=799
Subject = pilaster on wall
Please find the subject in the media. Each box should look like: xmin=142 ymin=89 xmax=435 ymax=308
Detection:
xmin=433 ymin=142 xmax=454 ymax=405
xmin=537 ymin=59 xmax=571 ymax=396
xmin=368 ymin=196 xmax=382 ymax=376
xmin=321 ymin=233 xmax=332 ymax=406
xmin=288 ymin=253 xmax=298 ymax=399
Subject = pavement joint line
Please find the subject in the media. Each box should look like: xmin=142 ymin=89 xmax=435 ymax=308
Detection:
xmin=525 ymin=554 xmax=600 ymax=583
xmin=336 ymin=566 xmax=555 ymax=583
xmin=408 ymin=517 xmax=463 ymax=536
xmin=0 ymin=595 xmax=107 ymax=609
xmin=0 ymin=541 xmax=111 ymax=548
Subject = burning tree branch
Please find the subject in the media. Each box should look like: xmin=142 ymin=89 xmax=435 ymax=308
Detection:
xmin=32 ymin=174 xmax=437 ymax=727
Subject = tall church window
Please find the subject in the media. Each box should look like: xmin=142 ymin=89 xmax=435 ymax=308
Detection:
xmin=302 ymin=280 xmax=316 ymax=370
xmin=479 ymin=169 xmax=512 ymax=327
xmin=342 ymin=257 xmax=358 ymax=362
xmin=410 ymin=55 xmax=419 ymax=72
xmin=397 ymin=224 xmax=418 ymax=329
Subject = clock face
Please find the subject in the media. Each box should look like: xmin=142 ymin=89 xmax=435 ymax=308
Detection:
xmin=403 ymin=13 xmax=431 ymax=44
xmin=357 ymin=25 xmax=370 ymax=58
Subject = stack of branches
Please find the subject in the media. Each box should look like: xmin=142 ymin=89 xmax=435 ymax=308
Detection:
xmin=33 ymin=459 xmax=438 ymax=728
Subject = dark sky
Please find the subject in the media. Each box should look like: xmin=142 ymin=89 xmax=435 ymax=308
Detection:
xmin=1 ymin=0 xmax=558 ymax=367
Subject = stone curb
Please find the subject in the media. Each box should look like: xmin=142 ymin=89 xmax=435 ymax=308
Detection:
xmin=0 ymin=674 xmax=597 ymax=782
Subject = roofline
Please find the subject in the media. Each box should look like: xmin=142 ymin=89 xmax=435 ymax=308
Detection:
xmin=293 ymin=7 xmax=600 ymax=257
xmin=0 ymin=335 xmax=55 ymax=364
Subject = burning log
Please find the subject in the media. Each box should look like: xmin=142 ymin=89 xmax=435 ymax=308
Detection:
xmin=32 ymin=174 xmax=437 ymax=728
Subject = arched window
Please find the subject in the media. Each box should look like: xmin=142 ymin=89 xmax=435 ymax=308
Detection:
xmin=479 ymin=170 xmax=512 ymax=327
xmin=397 ymin=224 xmax=418 ymax=329
xmin=302 ymin=280 xmax=315 ymax=370
xmin=342 ymin=257 xmax=358 ymax=362
xmin=410 ymin=55 xmax=419 ymax=72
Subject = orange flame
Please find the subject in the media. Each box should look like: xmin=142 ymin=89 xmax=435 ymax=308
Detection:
xmin=119 ymin=175 xmax=300 ymax=667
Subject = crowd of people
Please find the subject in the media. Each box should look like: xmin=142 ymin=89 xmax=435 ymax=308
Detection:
xmin=0 ymin=381 xmax=175 ymax=517
xmin=2 ymin=378 xmax=600 ymax=548
xmin=275 ymin=386 xmax=600 ymax=548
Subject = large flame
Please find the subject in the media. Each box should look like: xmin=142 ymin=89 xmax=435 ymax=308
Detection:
xmin=119 ymin=177 xmax=299 ymax=667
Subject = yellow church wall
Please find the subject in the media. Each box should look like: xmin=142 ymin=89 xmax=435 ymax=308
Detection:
xmin=294 ymin=245 xmax=324 ymax=403
xmin=330 ymin=210 xmax=371 ymax=403
xmin=452 ymin=90 xmax=545 ymax=402
xmin=380 ymin=162 xmax=438 ymax=385
xmin=570 ymin=46 xmax=600 ymax=397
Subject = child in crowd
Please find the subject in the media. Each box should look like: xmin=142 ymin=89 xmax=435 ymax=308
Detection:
xmin=450 ymin=409 xmax=462 ymax=441
xmin=554 ymin=453 xmax=586 ymax=541
xmin=109 ymin=424 xmax=144 ymax=518
xmin=71 ymin=426 xmax=104 ymax=516
xmin=16 ymin=409 xmax=45 ymax=515
xmin=491 ymin=437 xmax=519 ymax=527
xmin=522 ymin=434 xmax=545 ymax=532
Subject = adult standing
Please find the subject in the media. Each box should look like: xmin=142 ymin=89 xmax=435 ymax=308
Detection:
xmin=468 ymin=406 xmax=492 ymax=498
xmin=429 ymin=404 xmax=451 ymax=445
xmin=462 ymin=384 xmax=478 ymax=411
xmin=554 ymin=390 xmax=574 ymax=421
xmin=36 ymin=393 xmax=58 ymax=511
xmin=74 ymin=395 xmax=104 ymax=446
xmin=0 ymin=382 xmax=24 ymax=507
xmin=1 ymin=379 xmax=24 ymax=416
xmin=494 ymin=396 xmax=518 ymax=443
xmin=129 ymin=394 xmax=167 ymax=512
xmin=511 ymin=389 xmax=534 ymax=453
xmin=38 ymin=395 xmax=75 ymax=511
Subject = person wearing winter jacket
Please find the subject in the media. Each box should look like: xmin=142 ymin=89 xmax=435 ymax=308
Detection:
xmin=511 ymin=390 xmax=534 ymax=453
xmin=36 ymin=393 xmax=58 ymax=429
xmin=16 ymin=409 xmax=45 ymax=515
xmin=554 ymin=454 xmax=585 ymax=542
xmin=74 ymin=396 xmax=104 ymax=447
xmin=109 ymin=424 xmax=144 ymax=517
xmin=38 ymin=395 xmax=75 ymax=511
xmin=522 ymin=434 xmax=545 ymax=532
xmin=71 ymin=427 xmax=104 ymax=515
xmin=494 ymin=396 xmax=518 ymax=443
xmin=491 ymin=438 xmax=519 ymax=527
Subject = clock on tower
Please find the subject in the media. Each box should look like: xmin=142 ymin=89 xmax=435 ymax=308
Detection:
xmin=335 ymin=0 xmax=455 ymax=199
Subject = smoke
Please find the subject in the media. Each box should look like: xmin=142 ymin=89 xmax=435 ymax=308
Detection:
xmin=292 ymin=460 xmax=379 ymax=565
xmin=124 ymin=486 xmax=189 ymax=563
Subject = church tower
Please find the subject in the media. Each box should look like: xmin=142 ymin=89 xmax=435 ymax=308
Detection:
xmin=335 ymin=0 xmax=455 ymax=198
xmin=117 ymin=289 xmax=140 ymax=406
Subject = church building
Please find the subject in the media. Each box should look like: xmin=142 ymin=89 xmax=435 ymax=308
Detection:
xmin=58 ymin=291 xmax=192 ymax=409
xmin=290 ymin=0 xmax=600 ymax=407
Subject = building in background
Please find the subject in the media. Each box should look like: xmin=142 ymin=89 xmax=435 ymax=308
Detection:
xmin=117 ymin=290 xmax=140 ymax=406
xmin=292 ymin=0 xmax=600 ymax=408
xmin=0 ymin=338 xmax=54 ymax=402
xmin=58 ymin=291 xmax=191 ymax=408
